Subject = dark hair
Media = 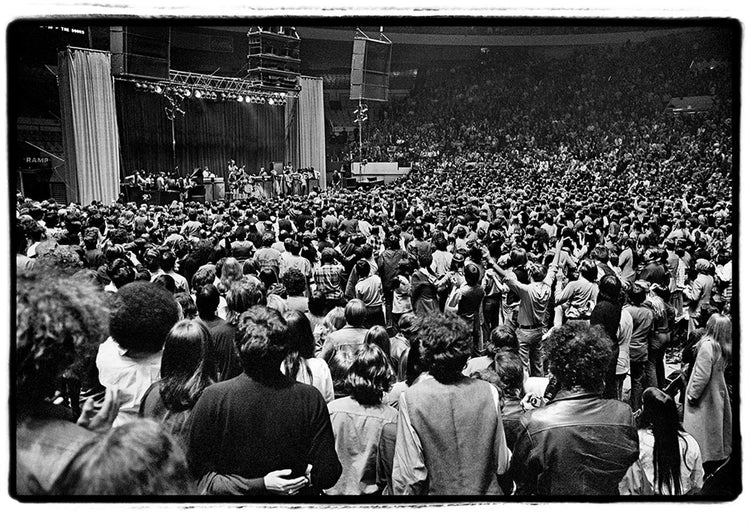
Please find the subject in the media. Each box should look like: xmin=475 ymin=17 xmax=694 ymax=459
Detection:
xmin=160 ymin=249 xmax=177 ymax=272
xmin=344 ymin=299 xmax=367 ymax=327
xmin=281 ymin=268 xmax=307 ymax=296
xmin=327 ymin=343 xmax=358 ymax=397
xmin=415 ymin=312 xmax=471 ymax=384
xmin=345 ymin=344 xmax=395 ymax=406
xmin=174 ymin=292 xmax=197 ymax=319
xmin=258 ymin=267 xmax=279 ymax=291
xmin=494 ymin=349 xmax=525 ymax=399
xmin=308 ymin=291 xmax=327 ymax=317
xmin=590 ymin=245 xmax=610 ymax=263
xmin=465 ymin=262 xmax=480 ymax=286
xmin=235 ymin=305 xmax=288 ymax=380
xmin=527 ymin=263 xmax=545 ymax=282
xmin=196 ymin=284 xmax=220 ymax=319
xmin=579 ymin=259 xmax=598 ymax=282
xmin=638 ymin=387 xmax=685 ymax=494
xmin=433 ymin=235 xmax=448 ymax=251
xmin=599 ymin=274 xmax=622 ymax=303
xmin=159 ymin=319 xmax=216 ymax=412
xmin=544 ymin=322 xmax=612 ymax=393
xmin=629 ymin=282 xmax=648 ymax=305
xmin=110 ymin=260 xmax=136 ymax=289
xmin=109 ymin=281 xmax=179 ymax=355
xmin=16 ymin=273 xmax=110 ymax=406
xmin=355 ymin=259 xmax=371 ymax=280
xmin=282 ymin=310 xmax=315 ymax=383
xmin=418 ymin=253 xmax=433 ymax=269
xmin=226 ymin=279 xmax=266 ymax=325
xmin=261 ymin=232 xmax=275 ymax=247
xmin=509 ymin=248 xmax=527 ymax=267
xmin=153 ymin=274 xmax=176 ymax=294
xmin=50 ymin=419 xmax=195 ymax=495
xmin=365 ymin=325 xmax=391 ymax=359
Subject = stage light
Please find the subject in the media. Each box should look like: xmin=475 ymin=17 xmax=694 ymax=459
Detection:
xmin=269 ymin=98 xmax=275 ymax=105
xmin=154 ymin=85 xmax=163 ymax=94
xmin=183 ymin=88 xmax=192 ymax=97
xmin=243 ymin=95 xmax=250 ymax=103
xmin=194 ymin=90 xmax=203 ymax=98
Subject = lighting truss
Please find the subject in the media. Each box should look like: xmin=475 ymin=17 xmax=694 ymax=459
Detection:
xmin=124 ymin=69 xmax=297 ymax=106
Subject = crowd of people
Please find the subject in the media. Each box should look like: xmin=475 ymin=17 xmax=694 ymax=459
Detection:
xmin=14 ymin=30 xmax=736 ymax=498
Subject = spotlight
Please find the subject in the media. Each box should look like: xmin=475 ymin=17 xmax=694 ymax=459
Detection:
xmin=268 ymin=98 xmax=275 ymax=105
xmin=194 ymin=90 xmax=202 ymax=98
xmin=154 ymin=85 xmax=163 ymax=94
xmin=183 ymin=88 xmax=192 ymax=97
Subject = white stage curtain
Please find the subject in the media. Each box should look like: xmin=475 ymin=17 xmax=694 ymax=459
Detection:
xmin=286 ymin=76 xmax=326 ymax=190
xmin=58 ymin=48 xmax=121 ymax=204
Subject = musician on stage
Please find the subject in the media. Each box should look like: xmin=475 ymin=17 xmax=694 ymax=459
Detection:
xmin=272 ymin=169 xmax=282 ymax=198
xmin=283 ymin=167 xmax=292 ymax=198
xmin=227 ymin=160 xmax=241 ymax=196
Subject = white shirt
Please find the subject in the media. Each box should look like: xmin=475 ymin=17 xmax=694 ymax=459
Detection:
xmin=281 ymin=357 xmax=334 ymax=403
xmin=96 ymin=337 xmax=162 ymax=427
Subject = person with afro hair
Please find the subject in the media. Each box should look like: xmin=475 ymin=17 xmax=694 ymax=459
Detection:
xmin=509 ymin=322 xmax=639 ymax=496
xmin=96 ymin=281 xmax=180 ymax=427
xmin=16 ymin=272 xmax=119 ymax=495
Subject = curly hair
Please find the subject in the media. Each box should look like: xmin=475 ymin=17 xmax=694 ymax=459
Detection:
xmin=281 ymin=267 xmax=307 ymax=297
xmin=414 ymin=312 xmax=471 ymax=383
xmin=544 ymin=321 xmax=613 ymax=393
xmin=35 ymin=244 xmax=83 ymax=273
xmin=109 ymin=281 xmax=179 ymax=355
xmin=16 ymin=272 xmax=110 ymax=405
xmin=50 ymin=419 xmax=195 ymax=495
xmin=345 ymin=344 xmax=395 ymax=406
xmin=235 ymin=305 xmax=289 ymax=380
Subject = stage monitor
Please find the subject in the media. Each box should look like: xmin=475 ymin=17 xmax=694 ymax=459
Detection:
xmin=350 ymin=33 xmax=392 ymax=102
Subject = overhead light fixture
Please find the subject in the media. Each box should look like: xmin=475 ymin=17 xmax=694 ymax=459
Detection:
xmin=268 ymin=98 xmax=275 ymax=105
xmin=154 ymin=85 xmax=163 ymax=94
xmin=183 ymin=88 xmax=192 ymax=97
xmin=194 ymin=90 xmax=202 ymax=98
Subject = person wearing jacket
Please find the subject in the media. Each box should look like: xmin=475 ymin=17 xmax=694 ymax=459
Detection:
xmin=510 ymin=321 xmax=639 ymax=495
xmin=392 ymin=312 xmax=511 ymax=495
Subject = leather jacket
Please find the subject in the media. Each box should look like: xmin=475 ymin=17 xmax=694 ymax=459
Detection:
xmin=510 ymin=389 xmax=639 ymax=496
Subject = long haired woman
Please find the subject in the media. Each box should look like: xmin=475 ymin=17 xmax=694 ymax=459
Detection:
xmin=282 ymin=310 xmax=334 ymax=402
xmin=683 ymin=314 xmax=733 ymax=473
xmin=139 ymin=319 xmax=217 ymax=446
xmin=619 ymin=387 xmax=703 ymax=495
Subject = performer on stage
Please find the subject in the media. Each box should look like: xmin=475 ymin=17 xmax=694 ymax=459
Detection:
xmin=283 ymin=167 xmax=292 ymax=197
xmin=227 ymin=160 xmax=240 ymax=196
xmin=273 ymin=169 xmax=282 ymax=198
xmin=291 ymin=171 xmax=302 ymax=196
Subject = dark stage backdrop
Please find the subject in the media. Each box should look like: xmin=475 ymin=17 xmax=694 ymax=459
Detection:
xmin=115 ymin=81 xmax=285 ymax=178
